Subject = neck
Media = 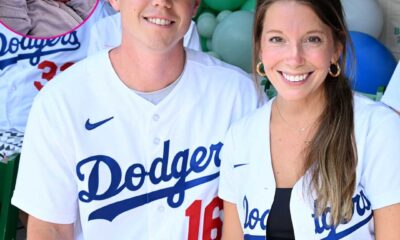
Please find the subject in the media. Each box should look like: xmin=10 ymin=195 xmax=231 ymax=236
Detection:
xmin=274 ymin=93 xmax=326 ymax=128
xmin=109 ymin=41 xmax=185 ymax=92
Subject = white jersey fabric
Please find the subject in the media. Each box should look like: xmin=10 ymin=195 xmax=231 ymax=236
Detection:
xmin=219 ymin=95 xmax=400 ymax=239
xmin=87 ymin=13 xmax=201 ymax=55
xmin=0 ymin=0 xmax=114 ymax=132
xmin=12 ymin=49 xmax=260 ymax=240
xmin=381 ymin=61 xmax=400 ymax=112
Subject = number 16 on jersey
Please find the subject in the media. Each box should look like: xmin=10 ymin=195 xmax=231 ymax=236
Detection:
xmin=186 ymin=197 xmax=223 ymax=240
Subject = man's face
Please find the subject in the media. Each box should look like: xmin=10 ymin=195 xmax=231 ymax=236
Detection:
xmin=111 ymin=0 xmax=199 ymax=52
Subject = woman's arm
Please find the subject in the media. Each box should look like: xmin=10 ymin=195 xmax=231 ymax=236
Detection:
xmin=374 ymin=203 xmax=400 ymax=240
xmin=222 ymin=201 xmax=244 ymax=240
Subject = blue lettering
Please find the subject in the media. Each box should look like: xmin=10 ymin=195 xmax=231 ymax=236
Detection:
xmin=125 ymin=163 xmax=146 ymax=191
xmin=0 ymin=31 xmax=81 ymax=70
xmin=9 ymin=38 xmax=19 ymax=54
xmin=76 ymin=140 xmax=223 ymax=221
xmin=77 ymin=155 xmax=124 ymax=203
xmin=190 ymin=146 xmax=208 ymax=172
xmin=243 ymin=196 xmax=269 ymax=231
xmin=149 ymin=140 xmax=172 ymax=184
xmin=312 ymin=190 xmax=373 ymax=239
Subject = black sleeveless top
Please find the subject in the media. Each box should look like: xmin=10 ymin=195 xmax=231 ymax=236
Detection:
xmin=266 ymin=188 xmax=295 ymax=240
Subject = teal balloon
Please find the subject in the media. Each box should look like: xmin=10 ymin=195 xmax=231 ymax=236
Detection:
xmin=212 ymin=11 xmax=254 ymax=73
xmin=203 ymin=0 xmax=247 ymax=11
xmin=240 ymin=0 xmax=256 ymax=12
xmin=216 ymin=10 xmax=232 ymax=23
xmin=197 ymin=12 xmax=217 ymax=38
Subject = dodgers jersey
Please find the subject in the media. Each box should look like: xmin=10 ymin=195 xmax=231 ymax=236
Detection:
xmin=0 ymin=0 xmax=114 ymax=132
xmin=381 ymin=61 xmax=400 ymax=112
xmin=87 ymin=13 xmax=201 ymax=55
xmin=12 ymin=49 xmax=260 ymax=240
xmin=219 ymin=95 xmax=400 ymax=239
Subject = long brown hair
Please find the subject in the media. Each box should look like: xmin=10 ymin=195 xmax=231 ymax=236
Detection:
xmin=253 ymin=0 xmax=357 ymax=226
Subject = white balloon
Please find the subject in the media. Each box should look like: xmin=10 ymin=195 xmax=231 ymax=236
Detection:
xmin=342 ymin=0 xmax=384 ymax=38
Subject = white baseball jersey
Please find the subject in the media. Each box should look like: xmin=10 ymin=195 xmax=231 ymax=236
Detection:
xmin=219 ymin=95 xmax=400 ymax=239
xmin=12 ymin=49 xmax=260 ymax=240
xmin=0 ymin=0 xmax=114 ymax=132
xmin=87 ymin=13 xmax=201 ymax=55
xmin=381 ymin=61 xmax=400 ymax=112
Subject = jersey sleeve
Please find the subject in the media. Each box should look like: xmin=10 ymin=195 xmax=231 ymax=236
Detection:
xmin=218 ymin=128 xmax=239 ymax=204
xmin=360 ymin=109 xmax=400 ymax=210
xmin=381 ymin=61 xmax=400 ymax=112
xmin=11 ymin=93 xmax=78 ymax=224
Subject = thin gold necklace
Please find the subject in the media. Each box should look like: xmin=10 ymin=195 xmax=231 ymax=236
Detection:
xmin=275 ymin=101 xmax=317 ymax=135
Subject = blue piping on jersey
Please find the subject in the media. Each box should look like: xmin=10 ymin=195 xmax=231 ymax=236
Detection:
xmin=244 ymin=234 xmax=265 ymax=240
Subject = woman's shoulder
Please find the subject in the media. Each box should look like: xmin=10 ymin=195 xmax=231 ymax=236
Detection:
xmin=354 ymin=94 xmax=399 ymax=128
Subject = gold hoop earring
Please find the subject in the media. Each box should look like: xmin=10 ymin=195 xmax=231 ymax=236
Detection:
xmin=329 ymin=62 xmax=341 ymax=77
xmin=256 ymin=62 xmax=266 ymax=77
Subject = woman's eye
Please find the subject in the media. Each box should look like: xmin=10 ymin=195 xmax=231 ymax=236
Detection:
xmin=306 ymin=36 xmax=322 ymax=43
xmin=269 ymin=36 xmax=284 ymax=43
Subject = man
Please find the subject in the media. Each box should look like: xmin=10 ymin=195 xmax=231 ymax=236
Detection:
xmin=12 ymin=0 xmax=262 ymax=239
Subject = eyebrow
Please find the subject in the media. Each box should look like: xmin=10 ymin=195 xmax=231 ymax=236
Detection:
xmin=263 ymin=30 xmax=327 ymax=35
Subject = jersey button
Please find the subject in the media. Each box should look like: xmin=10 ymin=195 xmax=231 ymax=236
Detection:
xmin=152 ymin=114 xmax=160 ymax=121
xmin=157 ymin=206 xmax=165 ymax=212
xmin=153 ymin=137 xmax=160 ymax=145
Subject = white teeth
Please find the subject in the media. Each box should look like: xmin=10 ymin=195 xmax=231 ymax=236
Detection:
xmin=147 ymin=18 xmax=172 ymax=26
xmin=282 ymin=72 xmax=308 ymax=82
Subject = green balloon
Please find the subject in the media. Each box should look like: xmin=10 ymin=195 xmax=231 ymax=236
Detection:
xmin=216 ymin=10 xmax=232 ymax=23
xmin=197 ymin=12 xmax=217 ymax=38
xmin=203 ymin=0 xmax=246 ymax=11
xmin=212 ymin=11 xmax=254 ymax=73
xmin=240 ymin=0 xmax=256 ymax=12
xmin=206 ymin=38 xmax=213 ymax=51
xmin=200 ymin=36 xmax=208 ymax=51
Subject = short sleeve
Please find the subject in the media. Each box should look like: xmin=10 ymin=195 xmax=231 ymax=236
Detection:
xmin=361 ymin=110 xmax=400 ymax=210
xmin=11 ymin=93 xmax=78 ymax=224
xmin=218 ymin=128 xmax=239 ymax=204
xmin=381 ymin=61 xmax=400 ymax=112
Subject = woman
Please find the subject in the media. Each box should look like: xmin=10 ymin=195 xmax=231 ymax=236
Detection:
xmin=218 ymin=0 xmax=400 ymax=239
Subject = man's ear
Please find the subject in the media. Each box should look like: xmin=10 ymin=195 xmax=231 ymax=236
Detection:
xmin=193 ymin=0 xmax=201 ymax=17
xmin=108 ymin=0 xmax=120 ymax=12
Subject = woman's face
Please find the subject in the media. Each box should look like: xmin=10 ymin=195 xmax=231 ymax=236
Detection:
xmin=260 ymin=0 xmax=342 ymax=102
